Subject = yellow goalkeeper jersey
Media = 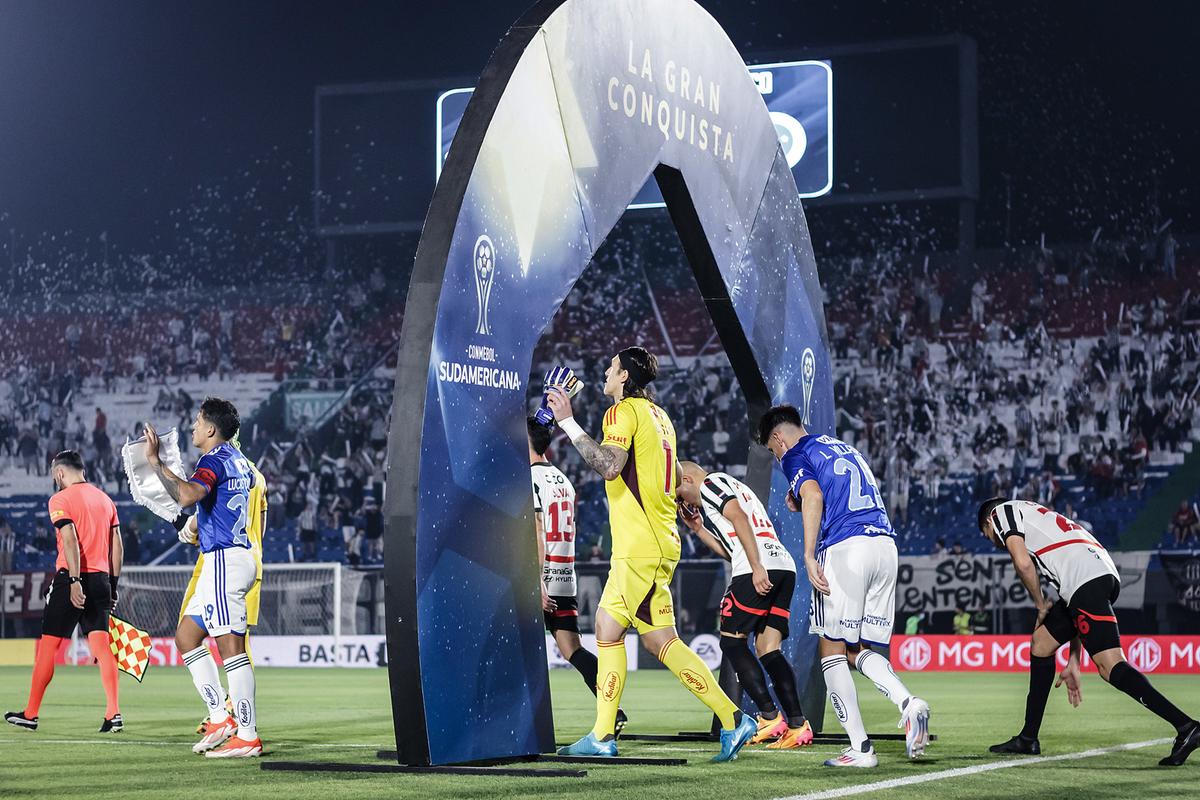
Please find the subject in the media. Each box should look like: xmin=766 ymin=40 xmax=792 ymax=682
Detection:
xmin=179 ymin=462 xmax=267 ymax=626
xmin=600 ymin=397 xmax=681 ymax=561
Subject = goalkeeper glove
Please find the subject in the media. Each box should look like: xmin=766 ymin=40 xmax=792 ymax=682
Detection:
xmin=534 ymin=366 xmax=584 ymax=427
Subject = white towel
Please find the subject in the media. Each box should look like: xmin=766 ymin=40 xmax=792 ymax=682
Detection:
xmin=122 ymin=428 xmax=186 ymax=522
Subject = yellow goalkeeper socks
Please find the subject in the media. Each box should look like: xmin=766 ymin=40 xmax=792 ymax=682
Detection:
xmin=658 ymin=636 xmax=738 ymax=730
xmin=590 ymin=639 xmax=627 ymax=739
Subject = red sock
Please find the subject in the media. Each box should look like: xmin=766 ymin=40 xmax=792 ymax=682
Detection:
xmin=87 ymin=631 xmax=120 ymax=718
xmin=25 ymin=635 xmax=63 ymax=718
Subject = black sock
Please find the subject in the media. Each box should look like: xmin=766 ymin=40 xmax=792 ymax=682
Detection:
xmin=760 ymin=649 xmax=806 ymax=727
xmin=568 ymin=648 xmax=599 ymax=696
xmin=1108 ymin=661 xmax=1192 ymax=732
xmin=720 ymin=637 xmax=777 ymax=716
xmin=1020 ymin=655 xmax=1055 ymax=740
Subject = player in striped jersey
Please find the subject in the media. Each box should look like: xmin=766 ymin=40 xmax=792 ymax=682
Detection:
xmin=676 ymin=462 xmax=813 ymax=750
xmin=979 ymin=498 xmax=1199 ymax=766
xmin=527 ymin=418 xmax=628 ymax=735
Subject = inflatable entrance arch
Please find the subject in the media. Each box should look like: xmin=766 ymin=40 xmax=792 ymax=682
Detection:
xmin=383 ymin=0 xmax=834 ymax=765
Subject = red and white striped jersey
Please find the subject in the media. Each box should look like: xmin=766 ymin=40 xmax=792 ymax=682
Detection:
xmin=698 ymin=472 xmax=796 ymax=577
xmin=989 ymin=500 xmax=1118 ymax=603
xmin=532 ymin=462 xmax=576 ymax=596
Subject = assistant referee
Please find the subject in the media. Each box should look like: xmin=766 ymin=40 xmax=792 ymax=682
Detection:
xmin=5 ymin=450 xmax=125 ymax=733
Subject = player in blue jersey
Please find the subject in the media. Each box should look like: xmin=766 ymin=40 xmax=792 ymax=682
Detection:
xmin=758 ymin=405 xmax=930 ymax=768
xmin=145 ymin=397 xmax=263 ymax=758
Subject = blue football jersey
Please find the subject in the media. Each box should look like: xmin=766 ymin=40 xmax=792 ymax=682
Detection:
xmin=189 ymin=442 xmax=254 ymax=553
xmin=779 ymin=434 xmax=894 ymax=552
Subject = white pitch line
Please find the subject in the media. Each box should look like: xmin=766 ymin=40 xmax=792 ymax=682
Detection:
xmin=775 ymin=738 xmax=1173 ymax=800
xmin=0 ymin=737 xmax=382 ymax=750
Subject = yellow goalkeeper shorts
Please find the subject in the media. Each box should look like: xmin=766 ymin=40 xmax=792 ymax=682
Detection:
xmin=599 ymin=557 xmax=677 ymax=634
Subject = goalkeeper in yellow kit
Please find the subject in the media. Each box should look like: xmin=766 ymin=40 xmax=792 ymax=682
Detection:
xmin=174 ymin=434 xmax=267 ymax=737
xmin=548 ymin=346 xmax=756 ymax=761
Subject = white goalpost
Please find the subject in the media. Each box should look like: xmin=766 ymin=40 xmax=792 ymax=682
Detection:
xmin=118 ymin=563 xmax=367 ymax=646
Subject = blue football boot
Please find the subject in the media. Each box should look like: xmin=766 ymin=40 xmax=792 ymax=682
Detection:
xmin=557 ymin=732 xmax=618 ymax=757
xmin=712 ymin=713 xmax=757 ymax=763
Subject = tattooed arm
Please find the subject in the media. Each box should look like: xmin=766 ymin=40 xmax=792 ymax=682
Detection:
xmin=545 ymin=388 xmax=628 ymax=481
xmin=144 ymin=424 xmax=210 ymax=507
xmin=571 ymin=433 xmax=629 ymax=481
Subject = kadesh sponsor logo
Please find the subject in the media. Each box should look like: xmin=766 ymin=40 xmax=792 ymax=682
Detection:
xmin=1127 ymin=638 xmax=1162 ymax=673
xmin=897 ymin=637 xmax=932 ymax=671
xmin=679 ymin=669 xmax=708 ymax=694
xmin=473 ymin=234 xmax=495 ymax=336
xmin=237 ymin=699 xmax=252 ymax=726
xmin=801 ymin=347 xmax=816 ymax=425
xmin=830 ymin=691 xmax=848 ymax=723
xmin=203 ymin=685 xmax=219 ymax=706
xmin=601 ymin=671 xmax=621 ymax=701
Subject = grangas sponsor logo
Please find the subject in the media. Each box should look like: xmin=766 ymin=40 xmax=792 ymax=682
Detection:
xmin=679 ymin=668 xmax=708 ymax=694
xmin=891 ymin=635 xmax=1200 ymax=673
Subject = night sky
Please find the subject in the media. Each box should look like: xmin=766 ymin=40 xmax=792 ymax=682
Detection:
xmin=1 ymin=1 xmax=1196 ymax=250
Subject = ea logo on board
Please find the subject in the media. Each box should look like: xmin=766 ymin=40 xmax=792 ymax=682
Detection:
xmin=689 ymin=634 xmax=722 ymax=669
xmin=473 ymin=234 xmax=496 ymax=336
xmin=898 ymin=637 xmax=932 ymax=671
xmin=1127 ymin=638 xmax=1161 ymax=673
xmin=770 ymin=111 xmax=807 ymax=168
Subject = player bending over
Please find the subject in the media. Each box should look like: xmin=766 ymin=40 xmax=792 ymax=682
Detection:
xmin=528 ymin=418 xmax=628 ymax=734
xmin=676 ymin=461 xmax=813 ymax=749
xmin=979 ymin=498 xmax=1200 ymax=766
xmin=145 ymin=397 xmax=263 ymax=758
xmin=759 ymin=405 xmax=930 ymax=767
xmin=549 ymin=347 xmax=756 ymax=761
xmin=6 ymin=451 xmax=124 ymax=733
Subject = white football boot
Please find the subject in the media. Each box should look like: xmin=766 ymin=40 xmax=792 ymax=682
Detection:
xmin=900 ymin=697 xmax=931 ymax=758
xmin=824 ymin=745 xmax=879 ymax=768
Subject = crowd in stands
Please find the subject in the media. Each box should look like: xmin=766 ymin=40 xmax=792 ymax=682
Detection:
xmin=1 ymin=181 xmax=1198 ymax=568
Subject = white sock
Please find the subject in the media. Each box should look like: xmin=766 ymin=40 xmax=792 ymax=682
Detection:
xmin=223 ymin=653 xmax=257 ymax=740
xmin=182 ymin=645 xmax=228 ymax=723
xmin=854 ymin=648 xmax=913 ymax=711
xmin=822 ymin=654 xmax=869 ymax=752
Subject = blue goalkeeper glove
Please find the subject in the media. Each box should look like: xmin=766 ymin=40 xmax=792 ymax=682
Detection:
xmin=534 ymin=366 xmax=584 ymax=427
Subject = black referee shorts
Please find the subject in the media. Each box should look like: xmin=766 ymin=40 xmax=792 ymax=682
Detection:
xmin=42 ymin=570 xmax=112 ymax=639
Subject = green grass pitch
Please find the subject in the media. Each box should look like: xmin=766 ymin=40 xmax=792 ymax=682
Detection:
xmin=1 ymin=664 xmax=1197 ymax=799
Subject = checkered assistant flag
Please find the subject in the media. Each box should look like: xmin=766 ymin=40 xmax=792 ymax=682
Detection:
xmin=108 ymin=615 xmax=153 ymax=682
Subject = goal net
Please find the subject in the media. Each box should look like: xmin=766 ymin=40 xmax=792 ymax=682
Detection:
xmin=119 ymin=563 xmax=366 ymax=638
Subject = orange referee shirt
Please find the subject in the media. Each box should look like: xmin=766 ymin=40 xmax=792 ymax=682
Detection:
xmin=48 ymin=482 xmax=119 ymax=574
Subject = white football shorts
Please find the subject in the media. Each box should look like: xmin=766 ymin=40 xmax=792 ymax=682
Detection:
xmin=184 ymin=546 xmax=255 ymax=637
xmin=809 ymin=534 xmax=898 ymax=646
